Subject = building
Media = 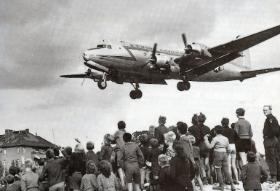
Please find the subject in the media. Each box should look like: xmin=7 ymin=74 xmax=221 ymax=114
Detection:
xmin=0 ymin=129 xmax=56 ymax=170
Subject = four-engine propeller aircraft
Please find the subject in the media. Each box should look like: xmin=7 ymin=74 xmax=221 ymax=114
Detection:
xmin=61 ymin=25 xmax=280 ymax=99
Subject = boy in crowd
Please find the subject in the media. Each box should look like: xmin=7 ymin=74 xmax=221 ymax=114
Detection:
xmin=204 ymin=125 xmax=236 ymax=191
xmin=241 ymin=152 xmax=268 ymax=191
xmin=121 ymin=132 xmax=144 ymax=191
xmin=234 ymin=108 xmax=253 ymax=166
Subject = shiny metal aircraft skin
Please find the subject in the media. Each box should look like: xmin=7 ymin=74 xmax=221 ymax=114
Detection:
xmin=61 ymin=25 xmax=280 ymax=99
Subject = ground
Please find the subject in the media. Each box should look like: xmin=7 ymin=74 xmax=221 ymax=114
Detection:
xmin=197 ymin=181 xmax=280 ymax=191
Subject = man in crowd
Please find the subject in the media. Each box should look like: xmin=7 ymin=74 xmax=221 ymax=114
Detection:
xmin=263 ymin=105 xmax=280 ymax=182
xmin=234 ymin=108 xmax=253 ymax=166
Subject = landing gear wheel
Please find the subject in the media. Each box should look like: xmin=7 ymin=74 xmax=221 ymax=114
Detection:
xmin=130 ymin=90 xmax=137 ymax=99
xmin=129 ymin=89 xmax=143 ymax=99
xmin=97 ymin=81 xmax=107 ymax=90
xmin=177 ymin=81 xmax=191 ymax=91
xmin=135 ymin=89 xmax=142 ymax=99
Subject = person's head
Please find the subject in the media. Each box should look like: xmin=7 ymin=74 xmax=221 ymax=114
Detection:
xmin=62 ymin=146 xmax=72 ymax=157
xmin=103 ymin=134 xmax=114 ymax=145
xmin=221 ymin=118 xmax=229 ymax=127
xmin=5 ymin=174 xmax=14 ymax=184
xmin=9 ymin=166 xmax=20 ymax=176
xmin=24 ymin=159 xmax=33 ymax=169
xmin=215 ymin=125 xmax=223 ymax=135
xmin=164 ymin=131 xmax=176 ymax=145
xmin=148 ymin=125 xmax=155 ymax=135
xmin=263 ymin=105 xmax=272 ymax=116
xmin=74 ymin=143 xmax=85 ymax=153
xmin=53 ymin=147 xmax=60 ymax=157
xmin=46 ymin=149 xmax=55 ymax=160
xmin=236 ymin=108 xmax=245 ymax=117
xmin=197 ymin=113 xmax=206 ymax=124
xmin=247 ymin=151 xmax=256 ymax=162
xmin=98 ymin=160 xmax=111 ymax=178
xmin=139 ymin=134 xmax=149 ymax=145
xmin=158 ymin=116 xmax=167 ymax=125
xmin=117 ymin=120 xmax=126 ymax=130
xmin=191 ymin=114 xmax=198 ymax=125
xmin=177 ymin=121 xmax=188 ymax=135
xmin=86 ymin=160 xmax=97 ymax=174
xmin=123 ymin=133 xmax=132 ymax=143
xmin=150 ymin=138 xmax=159 ymax=148
xmin=86 ymin=141 xmax=94 ymax=151
xmin=158 ymin=154 xmax=169 ymax=167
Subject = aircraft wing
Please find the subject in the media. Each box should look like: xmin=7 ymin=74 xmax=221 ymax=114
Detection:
xmin=183 ymin=25 xmax=280 ymax=79
xmin=209 ymin=25 xmax=280 ymax=56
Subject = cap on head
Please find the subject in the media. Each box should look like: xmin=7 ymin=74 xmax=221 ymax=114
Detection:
xmin=118 ymin=121 xmax=126 ymax=129
xmin=263 ymin=105 xmax=272 ymax=110
xmin=236 ymin=108 xmax=245 ymax=116
xmin=86 ymin=141 xmax=94 ymax=150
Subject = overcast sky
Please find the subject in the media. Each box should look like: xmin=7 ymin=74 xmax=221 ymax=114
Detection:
xmin=0 ymin=0 xmax=280 ymax=152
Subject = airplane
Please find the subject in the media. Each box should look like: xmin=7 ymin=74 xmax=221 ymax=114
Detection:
xmin=61 ymin=25 xmax=280 ymax=99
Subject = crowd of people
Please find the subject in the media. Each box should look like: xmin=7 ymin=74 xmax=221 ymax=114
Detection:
xmin=0 ymin=105 xmax=280 ymax=191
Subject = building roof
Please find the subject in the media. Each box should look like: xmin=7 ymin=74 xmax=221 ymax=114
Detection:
xmin=0 ymin=129 xmax=56 ymax=149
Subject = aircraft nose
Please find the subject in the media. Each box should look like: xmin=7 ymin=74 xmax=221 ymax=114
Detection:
xmin=83 ymin=52 xmax=90 ymax=61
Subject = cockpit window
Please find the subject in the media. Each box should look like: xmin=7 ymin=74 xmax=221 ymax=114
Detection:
xmin=87 ymin=44 xmax=112 ymax=50
xmin=97 ymin=44 xmax=106 ymax=48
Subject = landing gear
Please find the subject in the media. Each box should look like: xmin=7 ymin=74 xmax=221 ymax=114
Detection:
xmin=97 ymin=73 xmax=107 ymax=90
xmin=97 ymin=80 xmax=107 ymax=90
xmin=129 ymin=83 xmax=143 ymax=99
xmin=177 ymin=81 xmax=191 ymax=91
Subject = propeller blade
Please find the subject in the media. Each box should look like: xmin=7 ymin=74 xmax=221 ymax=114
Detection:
xmin=182 ymin=33 xmax=187 ymax=48
xmin=151 ymin=43 xmax=157 ymax=59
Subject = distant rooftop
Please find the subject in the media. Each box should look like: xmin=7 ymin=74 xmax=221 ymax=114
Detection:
xmin=0 ymin=129 xmax=56 ymax=149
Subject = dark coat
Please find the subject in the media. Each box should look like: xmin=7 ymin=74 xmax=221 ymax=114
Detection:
xmin=158 ymin=165 xmax=173 ymax=191
xmin=170 ymin=156 xmax=194 ymax=191
xmin=241 ymin=162 xmax=268 ymax=190
xmin=154 ymin=125 xmax=168 ymax=145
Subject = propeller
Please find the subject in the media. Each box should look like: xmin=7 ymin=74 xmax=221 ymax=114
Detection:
xmin=181 ymin=33 xmax=192 ymax=54
xmin=146 ymin=43 xmax=158 ymax=69
xmin=81 ymin=69 xmax=92 ymax=86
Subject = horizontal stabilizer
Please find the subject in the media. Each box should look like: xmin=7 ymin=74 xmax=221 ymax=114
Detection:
xmin=60 ymin=74 xmax=87 ymax=78
xmin=241 ymin=67 xmax=280 ymax=77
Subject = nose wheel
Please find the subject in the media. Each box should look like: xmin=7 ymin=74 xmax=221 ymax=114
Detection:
xmin=97 ymin=73 xmax=107 ymax=90
xmin=130 ymin=83 xmax=142 ymax=99
xmin=177 ymin=81 xmax=191 ymax=91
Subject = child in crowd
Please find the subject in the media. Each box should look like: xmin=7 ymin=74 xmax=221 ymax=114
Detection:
xmin=139 ymin=134 xmax=152 ymax=189
xmin=86 ymin=141 xmax=98 ymax=166
xmin=121 ymin=133 xmax=144 ymax=191
xmin=81 ymin=160 xmax=98 ymax=191
xmin=97 ymin=160 xmax=119 ymax=191
xmin=158 ymin=154 xmax=173 ymax=191
xmin=21 ymin=159 xmax=39 ymax=191
xmin=99 ymin=134 xmax=114 ymax=162
xmin=164 ymin=131 xmax=176 ymax=161
xmin=149 ymin=138 xmax=163 ymax=188
xmin=241 ymin=152 xmax=268 ymax=191
xmin=204 ymin=125 xmax=235 ymax=191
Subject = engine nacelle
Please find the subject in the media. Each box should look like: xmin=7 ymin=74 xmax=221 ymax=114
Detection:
xmin=155 ymin=55 xmax=171 ymax=69
xmin=191 ymin=43 xmax=212 ymax=57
